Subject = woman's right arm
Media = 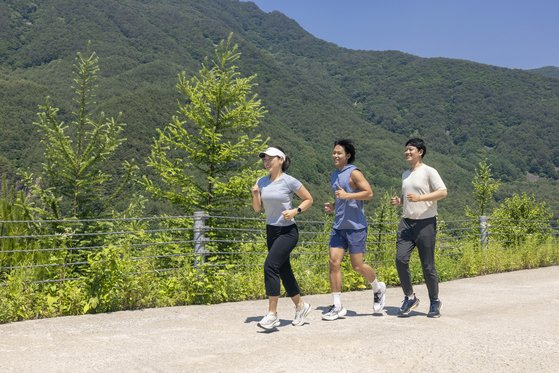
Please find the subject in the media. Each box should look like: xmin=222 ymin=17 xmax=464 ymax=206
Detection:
xmin=251 ymin=183 xmax=262 ymax=213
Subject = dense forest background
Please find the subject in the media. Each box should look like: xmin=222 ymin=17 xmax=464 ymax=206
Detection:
xmin=1 ymin=0 xmax=558 ymax=219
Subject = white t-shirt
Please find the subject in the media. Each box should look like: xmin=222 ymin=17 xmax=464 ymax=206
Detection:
xmin=401 ymin=164 xmax=446 ymax=220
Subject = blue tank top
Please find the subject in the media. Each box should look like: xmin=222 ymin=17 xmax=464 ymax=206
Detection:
xmin=331 ymin=164 xmax=367 ymax=230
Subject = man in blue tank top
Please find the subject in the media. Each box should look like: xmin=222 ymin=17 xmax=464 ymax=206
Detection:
xmin=322 ymin=139 xmax=386 ymax=320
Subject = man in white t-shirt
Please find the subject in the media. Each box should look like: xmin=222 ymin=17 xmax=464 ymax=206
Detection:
xmin=390 ymin=138 xmax=448 ymax=318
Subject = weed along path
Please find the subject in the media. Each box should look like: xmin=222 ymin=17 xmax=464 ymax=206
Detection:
xmin=0 ymin=266 xmax=558 ymax=372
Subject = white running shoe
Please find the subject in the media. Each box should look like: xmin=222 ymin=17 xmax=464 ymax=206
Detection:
xmin=321 ymin=305 xmax=347 ymax=321
xmin=292 ymin=302 xmax=312 ymax=326
xmin=258 ymin=312 xmax=280 ymax=330
xmin=373 ymin=282 xmax=386 ymax=313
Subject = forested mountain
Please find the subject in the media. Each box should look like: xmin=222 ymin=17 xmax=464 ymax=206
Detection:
xmin=529 ymin=66 xmax=559 ymax=79
xmin=1 ymin=0 xmax=558 ymax=217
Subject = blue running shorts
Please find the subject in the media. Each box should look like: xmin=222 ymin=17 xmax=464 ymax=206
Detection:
xmin=329 ymin=228 xmax=367 ymax=254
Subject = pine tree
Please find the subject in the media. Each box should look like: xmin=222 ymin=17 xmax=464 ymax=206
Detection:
xmin=472 ymin=159 xmax=501 ymax=216
xmin=143 ymin=34 xmax=267 ymax=215
xmin=371 ymin=192 xmax=400 ymax=261
xmin=23 ymin=49 xmax=136 ymax=219
xmin=464 ymin=159 xmax=501 ymax=244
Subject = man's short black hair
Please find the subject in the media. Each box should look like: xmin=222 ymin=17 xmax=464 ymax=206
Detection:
xmin=334 ymin=139 xmax=356 ymax=163
xmin=405 ymin=138 xmax=427 ymax=158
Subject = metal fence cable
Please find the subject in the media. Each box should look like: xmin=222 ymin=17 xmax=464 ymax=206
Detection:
xmin=1 ymin=215 xmax=557 ymax=286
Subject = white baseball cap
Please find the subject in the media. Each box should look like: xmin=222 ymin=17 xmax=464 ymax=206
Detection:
xmin=259 ymin=147 xmax=286 ymax=161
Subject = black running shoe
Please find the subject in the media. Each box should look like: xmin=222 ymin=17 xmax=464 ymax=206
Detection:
xmin=427 ymin=299 xmax=442 ymax=318
xmin=398 ymin=295 xmax=420 ymax=316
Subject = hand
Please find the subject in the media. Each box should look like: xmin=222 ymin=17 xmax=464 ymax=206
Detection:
xmin=406 ymin=193 xmax=422 ymax=202
xmin=335 ymin=186 xmax=348 ymax=200
xmin=282 ymin=209 xmax=297 ymax=221
xmin=390 ymin=196 xmax=401 ymax=206
xmin=324 ymin=202 xmax=334 ymax=214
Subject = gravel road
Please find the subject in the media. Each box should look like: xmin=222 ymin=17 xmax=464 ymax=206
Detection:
xmin=1 ymin=266 xmax=558 ymax=372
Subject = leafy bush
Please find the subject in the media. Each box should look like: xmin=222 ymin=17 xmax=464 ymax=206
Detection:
xmin=490 ymin=193 xmax=553 ymax=247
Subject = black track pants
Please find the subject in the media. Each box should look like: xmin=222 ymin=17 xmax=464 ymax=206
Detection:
xmin=264 ymin=224 xmax=300 ymax=297
xmin=395 ymin=217 xmax=439 ymax=301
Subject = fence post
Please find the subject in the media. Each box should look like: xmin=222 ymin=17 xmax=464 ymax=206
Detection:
xmin=479 ymin=215 xmax=489 ymax=249
xmin=193 ymin=211 xmax=208 ymax=267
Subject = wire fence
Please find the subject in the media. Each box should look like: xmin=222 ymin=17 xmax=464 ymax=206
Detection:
xmin=1 ymin=213 xmax=557 ymax=286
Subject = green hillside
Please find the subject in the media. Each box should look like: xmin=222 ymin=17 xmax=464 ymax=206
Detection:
xmin=1 ymin=0 xmax=558 ymax=218
xmin=529 ymin=66 xmax=559 ymax=79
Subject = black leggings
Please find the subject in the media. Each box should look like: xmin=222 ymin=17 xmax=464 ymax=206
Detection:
xmin=264 ymin=224 xmax=300 ymax=297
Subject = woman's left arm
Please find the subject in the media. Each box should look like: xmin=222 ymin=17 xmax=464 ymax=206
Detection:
xmin=281 ymin=185 xmax=313 ymax=221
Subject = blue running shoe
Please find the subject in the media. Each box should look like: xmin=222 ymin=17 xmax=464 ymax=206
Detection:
xmin=398 ymin=294 xmax=420 ymax=316
xmin=427 ymin=299 xmax=442 ymax=318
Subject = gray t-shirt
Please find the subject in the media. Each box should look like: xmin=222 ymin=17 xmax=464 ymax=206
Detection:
xmin=257 ymin=174 xmax=302 ymax=226
xmin=401 ymin=164 xmax=447 ymax=219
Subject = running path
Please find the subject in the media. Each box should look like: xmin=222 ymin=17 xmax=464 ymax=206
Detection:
xmin=1 ymin=266 xmax=558 ymax=372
